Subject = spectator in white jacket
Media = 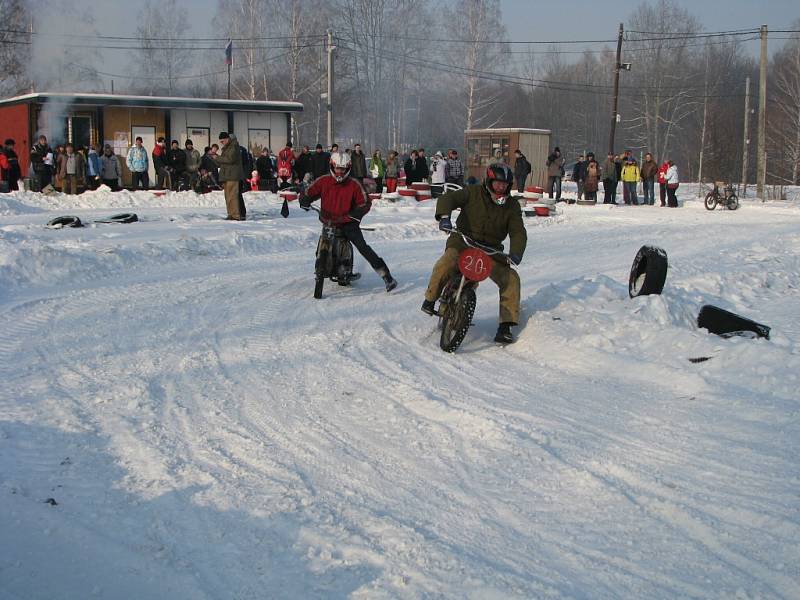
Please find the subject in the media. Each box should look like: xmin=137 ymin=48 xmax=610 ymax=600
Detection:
xmin=430 ymin=151 xmax=447 ymax=197
xmin=665 ymin=160 xmax=679 ymax=208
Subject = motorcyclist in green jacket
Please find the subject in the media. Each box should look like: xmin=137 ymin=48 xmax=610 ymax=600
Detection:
xmin=421 ymin=163 xmax=527 ymax=344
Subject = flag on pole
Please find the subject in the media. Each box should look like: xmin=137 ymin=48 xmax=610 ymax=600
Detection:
xmin=225 ymin=40 xmax=233 ymax=66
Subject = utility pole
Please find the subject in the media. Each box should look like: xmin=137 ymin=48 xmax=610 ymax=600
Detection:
xmin=756 ymin=25 xmax=767 ymax=199
xmin=326 ymin=30 xmax=335 ymax=148
xmin=742 ymin=76 xmax=751 ymax=187
xmin=608 ymin=23 xmax=624 ymax=156
xmin=698 ymin=45 xmax=710 ymax=192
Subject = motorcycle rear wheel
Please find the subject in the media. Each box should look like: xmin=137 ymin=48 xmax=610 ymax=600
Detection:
xmin=439 ymin=286 xmax=477 ymax=353
xmin=727 ymin=195 xmax=739 ymax=210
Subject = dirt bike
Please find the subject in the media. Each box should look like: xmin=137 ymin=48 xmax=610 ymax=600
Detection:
xmin=434 ymin=229 xmax=517 ymax=353
xmin=303 ymin=203 xmax=360 ymax=299
xmin=705 ymin=181 xmax=739 ymax=210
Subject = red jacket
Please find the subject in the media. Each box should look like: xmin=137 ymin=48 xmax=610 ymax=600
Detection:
xmin=657 ymin=161 xmax=669 ymax=184
xmin=306 ymin=174 xmax=370 ymax=225
xmin=0 ymin=152 xmax=9 ymax=181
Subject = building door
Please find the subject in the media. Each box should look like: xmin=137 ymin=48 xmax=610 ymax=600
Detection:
xmin=70 ymin=116 xmax=92 ymax=149
xmin=132 ymin=126 xmax=156 ymax=184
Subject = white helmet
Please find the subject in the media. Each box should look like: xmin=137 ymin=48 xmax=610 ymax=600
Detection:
xmin=330 ymin=151 xmax=351 ymax=182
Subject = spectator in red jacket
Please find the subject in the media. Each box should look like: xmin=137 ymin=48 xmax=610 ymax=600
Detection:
xmin=657 ymin=160 xmax=669 ymax=207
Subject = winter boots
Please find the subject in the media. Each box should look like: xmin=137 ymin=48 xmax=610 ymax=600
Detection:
xmin=376 ymin=267 xmax=397 ymax=292
xmin=421 ymin=299 xmax=436 ymax=315
xmin=494 ymin=322 xmax=515 ymax=344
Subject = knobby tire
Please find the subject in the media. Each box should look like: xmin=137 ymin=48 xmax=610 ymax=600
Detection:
xmin=439 ymin=286 xmax=477 ymax=353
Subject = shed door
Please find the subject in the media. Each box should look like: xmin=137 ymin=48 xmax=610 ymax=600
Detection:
xmin=132 ymin=126 xmax=156 ymax=184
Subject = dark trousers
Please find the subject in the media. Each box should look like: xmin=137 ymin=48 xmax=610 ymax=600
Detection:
xmin=667 ymin=186 xmax=678 ymax=207
xmin=643 ymin=178 xmax=655 ymax=205
xmin=624 ymin=181 xmax=638 ymax=205
xmin=659 ymin=182 xmax=667 ymax=206
xmin=34 ymin=167 xmax=52 ymax=191
xmin=132 ymin=171 xmax=149 ymax=190
xmin=602 ymin=179 xmax=616 ymax=203
xmin=102 ymin=178 xmax=120 ymax=191
xmin=156 ymin=167 xmax=170 ymax=190
xmin=547 ymin=176 xmax=562 ymax=199
xmin=516 ymin=176 xmax=526 ymax=193
xmin=341 ymin=222 xmax=386 ymax=273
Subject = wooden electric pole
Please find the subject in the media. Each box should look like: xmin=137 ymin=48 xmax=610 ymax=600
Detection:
xmin=742 ymin=76 xmax=751 ymax=187
xmin=326 ymin=30 xmax=335 ymax=148
xmin=608 ymin=23 xmax=624 ymax=156
xmin=756 ymin=25 xmax=767 ymax=199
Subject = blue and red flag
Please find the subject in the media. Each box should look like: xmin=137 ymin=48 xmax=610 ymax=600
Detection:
xmin=225 ymin=40 xmax=233 ymax=66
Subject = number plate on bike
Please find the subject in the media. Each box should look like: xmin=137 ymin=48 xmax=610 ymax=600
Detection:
xmin=458 ymin=248 xmax=493 ymax=282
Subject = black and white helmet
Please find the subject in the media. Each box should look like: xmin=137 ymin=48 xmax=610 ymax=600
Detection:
xmin=484 ymin=163 xmax=514 ymax=204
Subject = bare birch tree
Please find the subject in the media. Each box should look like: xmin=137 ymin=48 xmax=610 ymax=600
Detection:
xmin=135 ymin=0 xmax=195 ymax=96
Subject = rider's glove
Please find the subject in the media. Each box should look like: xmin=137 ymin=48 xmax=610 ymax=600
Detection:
xmin=299 ymin=195 xmax=312 ymax=210
xmin=509 ymin=252 xmax=522 ymax=266
xmin=438 ymin=216 xmax=452 ymax=232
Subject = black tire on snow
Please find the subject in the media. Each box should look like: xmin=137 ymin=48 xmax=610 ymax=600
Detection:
xmin=314 ymin=248 xmax=328 ymax=299
xmin=439 ymin=287 xmax=477 ymax=353
xmin=46 ymin=215 xmax=83 ymax=229
xmin=109 ymin=212 xmax=139 ymax=223
xmin=697 ymin=305 xmax=770 ymax=339
xmin=727 ymin=195 xmax=739 ymax=210
xmin=704 ymin=192 xmax=717 ymax=210
xmin=628 ymin=245 xmax=668 ymax=298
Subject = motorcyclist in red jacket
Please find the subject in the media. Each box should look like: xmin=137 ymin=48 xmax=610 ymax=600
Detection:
xmin=300 ymin=152 xmax=397 ymax=292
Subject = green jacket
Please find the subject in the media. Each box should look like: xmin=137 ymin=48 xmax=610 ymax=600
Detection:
xmin=368 ymin=155 xmax=385 ymax=178
xmin=214 ymin=135 xmax=243 ymax=182
xmin=436 ymin=184 xmax=527 ymax=258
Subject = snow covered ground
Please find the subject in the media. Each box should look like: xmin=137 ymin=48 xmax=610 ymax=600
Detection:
xmin=1 ymin=183 xmax=798 ymax=599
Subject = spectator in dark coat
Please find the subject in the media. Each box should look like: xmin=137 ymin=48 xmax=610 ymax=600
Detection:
xmin=30 ymin=135 xmax=53 ymax=191
xmin=255 ymin=148 xmax=275 ymax=191
xmin=350 ymin=143 xmax=368 ymax=182
xmin=168 ymin=140 xmax=187 ymax=190
xmin=295 ymin=145 xmax=312 ymax=182
xmin=404 ymin=150 xmax=423 ymax=185
xmin=309 ymin=144 xmax=330 ymax=180
xmin=513 ymin=149 xmax=531 ymax=192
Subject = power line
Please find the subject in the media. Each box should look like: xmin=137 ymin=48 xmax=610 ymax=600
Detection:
xmin=337 ymin=41 xmax=747 ymax=100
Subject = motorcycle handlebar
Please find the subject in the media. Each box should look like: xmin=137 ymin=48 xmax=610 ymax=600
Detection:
xmin=441 ymin=227 xmax=518 ymax=266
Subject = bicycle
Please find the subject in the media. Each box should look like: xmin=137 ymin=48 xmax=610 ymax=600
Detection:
xmin=434 ymin=229 xmax=517 ymax=353
xmin=704 ymin=181 xmax=739 ymax=211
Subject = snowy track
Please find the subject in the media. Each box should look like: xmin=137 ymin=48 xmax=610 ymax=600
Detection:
xmin=1 ymin=189 xmax=799 ymax=599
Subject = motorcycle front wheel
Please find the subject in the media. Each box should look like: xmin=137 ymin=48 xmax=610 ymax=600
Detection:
xmin=704 ymin=192 xmax=718 ymax=211
xmin=439 ymin=286 xmax=477 ymax=353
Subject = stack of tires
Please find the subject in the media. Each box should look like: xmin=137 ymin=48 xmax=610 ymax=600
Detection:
xmin=522 ymin=185 xmax=552 ymax=217
xmin=411 ymin=182 xmax=432 ymax=201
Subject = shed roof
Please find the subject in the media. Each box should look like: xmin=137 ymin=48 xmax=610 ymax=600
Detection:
xmin=0 ymin=92 xmax=303 ymax=113
xmin=465 ymin=128 xmax=551 ymax=135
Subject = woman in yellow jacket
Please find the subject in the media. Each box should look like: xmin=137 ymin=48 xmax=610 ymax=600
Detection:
xmin=621 ymin=158 xmax=640 ymax=205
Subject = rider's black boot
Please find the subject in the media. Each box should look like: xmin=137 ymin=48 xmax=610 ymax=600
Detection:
xmin=377 ymin=267 xmax=397 ymax=292
xmin=421 ymin=299 xmax=436 ymax=315
xmin=494 ymin=322 xmax=515 ymax=344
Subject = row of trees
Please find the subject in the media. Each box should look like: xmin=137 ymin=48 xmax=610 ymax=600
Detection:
xmin=1 ymin=0 xmax=799 ymax=184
